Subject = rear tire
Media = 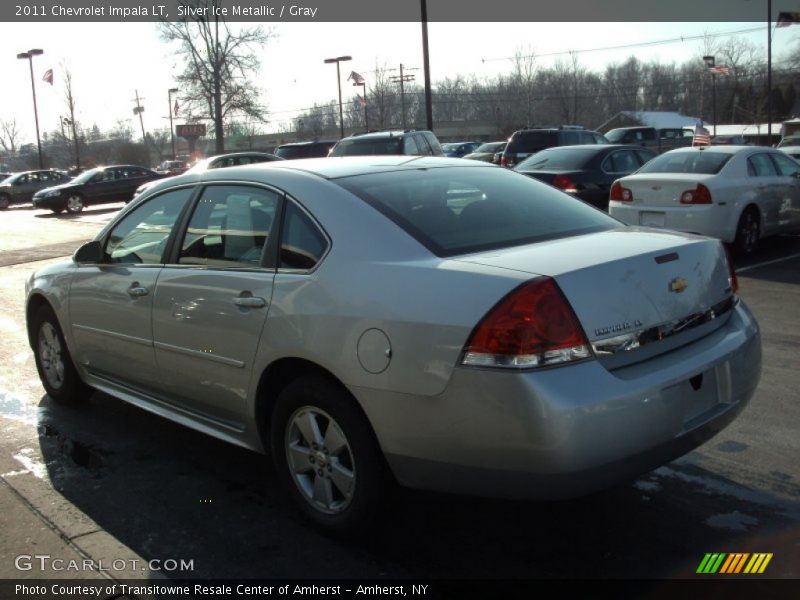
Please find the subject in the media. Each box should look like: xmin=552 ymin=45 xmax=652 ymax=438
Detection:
xmin=270 ymin=376 xmax=387 ymax=536
xmin=733 ymin=207 xmax=760 ymax=257
xmin=0 ymin=195 xmax=9 ymax=210
xmin=31 ymin=306 xmax=89 ymax=405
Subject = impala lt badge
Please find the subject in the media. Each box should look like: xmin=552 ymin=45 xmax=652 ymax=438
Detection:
xmin=670 ymin=277 xmax=689 ymax=293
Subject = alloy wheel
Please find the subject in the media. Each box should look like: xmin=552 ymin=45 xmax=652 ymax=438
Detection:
xmin=66 ymin=195 xmax=83 ymax=213
xmin=285 ymin=406 xmax=356 ymax=515
xmin=38 ymin=322 xmax=65 ymax=390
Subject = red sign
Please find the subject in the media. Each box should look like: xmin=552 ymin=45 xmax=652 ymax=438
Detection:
xmin=176 ymin=124 xmax=207 ymax=138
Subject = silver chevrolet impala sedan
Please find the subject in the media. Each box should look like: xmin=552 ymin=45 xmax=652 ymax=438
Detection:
xmin=25 ymin=156 xmax=761 ymax=534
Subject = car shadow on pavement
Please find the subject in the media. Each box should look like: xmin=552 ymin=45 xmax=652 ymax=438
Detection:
xmin=36 ymin=391 xmax=800 ymax=580
xmin=34 ymin=206 xmax=123 ymax=219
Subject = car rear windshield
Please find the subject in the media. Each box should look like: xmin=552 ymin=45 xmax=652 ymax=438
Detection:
xmin=276 ymin=146 xmax=312 ymax=159
xmin=330 ymin=138 xmax=403 ymax=157
xmin=604 ymin=130 xmax=627 ymax=143
xmin=515 ymin=147 xmax=599 ymax=171
xmin=637 ymin=151 xmax=733 ymax=174
xmin=336 ymin=167 xmax=618 ymax=257
xmin=506 ymin=131 xmax=558 ymax=154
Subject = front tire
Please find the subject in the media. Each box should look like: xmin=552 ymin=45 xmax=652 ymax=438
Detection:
xmin=31 ymin=306 xmax=89 ymax=404
xmin=270 ymin=376 xmax=387 ymax=536
xmin=734 ymin=207 xmax=760 ymax=257
xmin=66 ymin=194 xmax=84 ymax=214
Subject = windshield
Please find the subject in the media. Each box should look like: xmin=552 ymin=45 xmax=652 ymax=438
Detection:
xmin=71 ymin=167 xmax=102 ymax=184
xmin=475 ymin=142 xmax=503 ymax=153
xmin=604 ymin=130 xmax=627 ymax=143
xmin=515 ymin=147 xmax=598 ymax=171
xmin=637 ymin=151 xmax=732 ymax=175
xmin=186 ymin=159 xmax=212 ymax=173
xmin=336 ymin=167 xmax=618 ymax=257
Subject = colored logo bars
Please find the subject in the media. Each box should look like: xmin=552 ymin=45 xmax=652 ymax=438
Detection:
xmin=696 ymin=553 xmax=773 ymax=574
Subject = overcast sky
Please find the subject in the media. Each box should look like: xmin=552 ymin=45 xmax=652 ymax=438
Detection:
xmin=0 ymin=21 xmax=797 ymax=144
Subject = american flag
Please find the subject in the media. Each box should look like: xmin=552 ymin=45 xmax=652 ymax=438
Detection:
xmin=708 ymin=65 xmax=730 ymax=75
xmin=693 ymin=124 xmax=711 ymax=147
xmin=348 ymin=71 xmax=365 ymax=85
xmin=42 ymin=69 xmax=53 ymax=85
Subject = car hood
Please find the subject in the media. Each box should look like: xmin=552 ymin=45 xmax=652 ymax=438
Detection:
xmin=33 ymin=182 xmax=82 ymax=196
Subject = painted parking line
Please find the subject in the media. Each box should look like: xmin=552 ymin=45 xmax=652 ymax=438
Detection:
xmin=736 ymin=253 xmax=800 ymax=274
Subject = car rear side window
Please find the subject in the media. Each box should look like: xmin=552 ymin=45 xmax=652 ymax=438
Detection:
xmin=747 ymin=154 xmax=778 ymax=177
xmin=771 ymin=152 xmax=800 ymax=176
xmin=179 ymin=185 xmax=279 ymax=268
xmin=637 ymin=151 xmax=732 ymax=174
xmin=106 ymin=188 xmax=194 ymax=264
xmin=337 ymin=167 xmax=618 ymax=257
xmin=279 ymin=201 xmax=328 ymax=270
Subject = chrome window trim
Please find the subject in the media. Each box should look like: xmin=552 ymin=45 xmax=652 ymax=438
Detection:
xmin=592 ymin=296 xmax=737 ymax=356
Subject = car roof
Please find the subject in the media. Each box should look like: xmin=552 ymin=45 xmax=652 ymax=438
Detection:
xmin=663 ymin=145 xmax=768 ymax=155
xmin=341 ymin=130 xmax=428 ymax=140
xmin=277 ymin=140 xmax=337 ymax=147
xmin=215 ymin=155 xmax=493 ymax=180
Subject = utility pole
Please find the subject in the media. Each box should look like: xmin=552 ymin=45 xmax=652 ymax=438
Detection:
xmin=132 ymin=90 xmax=147 ymax=143
xmin=390 ymin=63 xmax=417 ymax=129
xmin=420 ymin=0 xmax=433 ymax=132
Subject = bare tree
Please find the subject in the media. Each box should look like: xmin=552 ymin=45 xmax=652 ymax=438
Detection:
xmin=511 ymin=45 xmax=537 ymax=127
xmin=61 ymin=64 xmax=82 ymax=169
xmin=0 ymin=119 xmax=21 ymax=155
xmin=160 ymin=0 xmax=272 ymax=152
xmin=368 ymin=61 xmax=395 ymax=129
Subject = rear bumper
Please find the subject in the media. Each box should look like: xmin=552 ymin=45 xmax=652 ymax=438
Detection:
xmin=354 ymin=300 xmax=761 ymax=499
xmin=609 ymin=202 xmax=736 ymax=242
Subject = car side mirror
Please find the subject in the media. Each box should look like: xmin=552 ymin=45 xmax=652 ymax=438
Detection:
xmin=73 ymin=240 xmax=105 ymax=264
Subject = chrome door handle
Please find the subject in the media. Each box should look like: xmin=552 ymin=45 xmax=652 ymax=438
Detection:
xmin=127 ymin=285 xmax=149 ymax=297
xmin=232 ymin=296 xmax=267 ymax=308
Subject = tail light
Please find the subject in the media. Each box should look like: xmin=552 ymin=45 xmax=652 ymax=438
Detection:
xmin=610 ymin=181 xmax=633 ymax=202
xmin=723 ymin=243 xmax=739 ymax=294
xmin=553 ymin=174 xmax=578 ymax=193
xmin=461 ymin=277 xmax=592 ymax=369
xmin=680 ymin=183 xmax=712 ymax=204
xmin=500 ymin=155 xmax=510 ymax=167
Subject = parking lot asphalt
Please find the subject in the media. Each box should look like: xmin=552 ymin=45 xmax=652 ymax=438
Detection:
xmin=0 ymin=205 xmax=798 ymax=580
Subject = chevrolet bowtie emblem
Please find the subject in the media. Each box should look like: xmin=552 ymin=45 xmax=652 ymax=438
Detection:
xmin=669 ymin=277 xmax=689 ymax=293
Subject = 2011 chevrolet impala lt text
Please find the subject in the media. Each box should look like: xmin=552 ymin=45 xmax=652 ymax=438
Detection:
xmin=25 ymin=156 xmax=761 ymax=534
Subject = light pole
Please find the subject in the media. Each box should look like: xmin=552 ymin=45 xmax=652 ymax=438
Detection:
xmin=324 ymin=55 xmax=351 ymax=139
xmin=354 ymin=81 xmax=368 ymax=131
xmin=767 ymin=0 xmax=772 ymax=144
xmin=168 ymin=87 xmax=179 ymax=160
xmin=704 ymin=55 xmax=717 ymax=137
xmin=17 ymin=48 xmax=44 ymax=169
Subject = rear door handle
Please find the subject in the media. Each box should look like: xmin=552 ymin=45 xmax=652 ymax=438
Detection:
xmin=127 ymin=285 xmax=149 ymax=297
xmin=232 ymin=296 xmax=267 ymax=309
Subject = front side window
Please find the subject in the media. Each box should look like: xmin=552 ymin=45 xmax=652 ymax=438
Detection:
xmin=106 ymin=188 xmax=194 ymax=264
xmin=179 ymin=185 xmax=279 ymax=268
xmin=770 ymin=152 xmax=800 ymax=176
xmin=404 ymin=135 xmax=420 ymax=155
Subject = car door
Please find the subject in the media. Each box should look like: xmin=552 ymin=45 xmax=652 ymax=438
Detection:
xmin=15 ymin=173 xmax=37 ymax=203
xmin=747 ymin=153 xmax=782 ymax=234
xmin=769 ymin=151 xmax=800 ymax=230
xmin=122 ymin=167 xmax=150 ymax=200
xmin=596 ymin=149 xmax=643 ymax=209
xmin=83 ymin=169 xmax=115 ymax=205
xmin=151 ymin=183 xmax=281 ymax=426
xmin=68 ymin=187 xmax=195 ymax=393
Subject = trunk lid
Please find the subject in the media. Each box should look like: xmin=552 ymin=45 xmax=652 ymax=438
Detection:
xmin=620 ymin=173 xmax=715 ymax=207
xmin=456 ymin=228 xmax=734 ymax=367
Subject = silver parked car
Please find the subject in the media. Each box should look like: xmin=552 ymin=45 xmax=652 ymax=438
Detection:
xmin=26 ymin=156 xmax=761 ymax=534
